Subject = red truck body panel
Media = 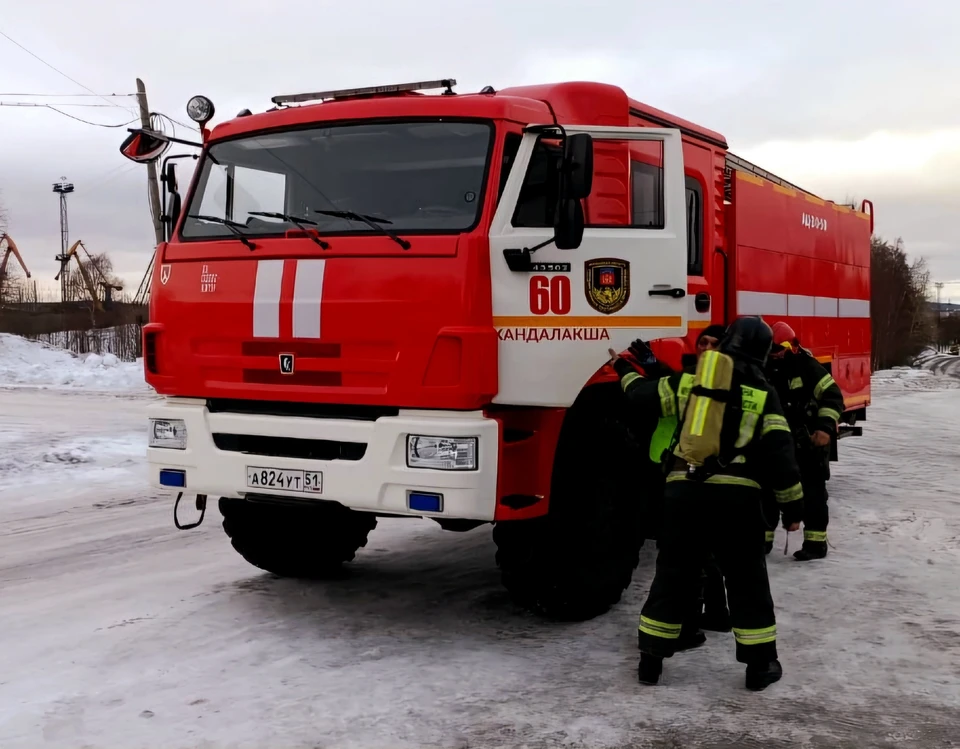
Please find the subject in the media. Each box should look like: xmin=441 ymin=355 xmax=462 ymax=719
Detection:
xmin=727 ymin=172 xmax=872 ymax=411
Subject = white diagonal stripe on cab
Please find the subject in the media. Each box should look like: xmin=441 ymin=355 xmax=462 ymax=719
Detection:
xmin=292 ymin=259 xmax=326 ymax=339
xmin=253 ymin=260 xmax=284 ymax=338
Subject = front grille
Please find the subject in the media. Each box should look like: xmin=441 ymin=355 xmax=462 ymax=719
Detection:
xmin=206 ymin=399 xmax=398 ymax=421
xmin=213 ymin=433 xmax=367 ymax=461
xmin=243 ymin=370 xmax=342 ymax=387
xmin=241 ymin=341 xmax=340 ymax=358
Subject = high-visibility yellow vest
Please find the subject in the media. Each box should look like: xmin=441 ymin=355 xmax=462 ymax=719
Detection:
xmin=648 ymin=373 xmax=694 ymax=464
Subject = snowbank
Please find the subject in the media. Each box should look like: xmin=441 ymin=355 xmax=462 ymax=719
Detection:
xmin=0 ymin=333 xmax=149 ymax=392
xmin=871 ymin=348 xmax=960 ymax=393
xmin=871 ymin=366 xmax=960 ymax=393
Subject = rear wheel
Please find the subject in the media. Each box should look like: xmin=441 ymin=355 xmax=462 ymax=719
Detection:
xmin=493 ymin=399 xmax=647 ymax=621
xmin=219 ymin=497 xmax=377 ymax=578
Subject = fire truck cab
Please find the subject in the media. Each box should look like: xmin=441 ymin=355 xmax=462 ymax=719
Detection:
xmin=120 ymin=78 xmax=871 ymax=621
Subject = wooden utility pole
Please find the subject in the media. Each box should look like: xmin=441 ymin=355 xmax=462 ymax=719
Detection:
xmin=136 ymin=78 xmax=165 ymax=246
xmin=936 ymin=281 xmax=944 ymax=351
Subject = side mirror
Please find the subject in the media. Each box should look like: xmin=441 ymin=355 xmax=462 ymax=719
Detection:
xmin=119 ymin=128 xmax=171 ymax=163
xmin=164 ymin=161 xmax=178 ymax=192
xmin=162 ymin=162 xmax=181 ymax=240
xmin=554 ymin=198 xmax=584 ymax=250
xmin=560 ymin=133 xmax=594 ymax=200
xmin=166 ymin=192 xmax=182 ymax=240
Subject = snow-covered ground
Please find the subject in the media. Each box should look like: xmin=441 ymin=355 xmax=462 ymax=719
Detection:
xmin=2 ymin=342 xmax=960 ymax=747
xmin=0 ymin=333 xmax=148 ymax=392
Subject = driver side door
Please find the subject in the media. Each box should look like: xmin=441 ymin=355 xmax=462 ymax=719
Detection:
xmin=488 ymin=125 xmax=689 ymax=407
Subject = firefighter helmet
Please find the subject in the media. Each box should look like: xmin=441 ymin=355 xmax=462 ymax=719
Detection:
xmin=720 ymin=316 xmax=774 ymax=366
xmin=770 ymin=321 xmax=797 ymax=350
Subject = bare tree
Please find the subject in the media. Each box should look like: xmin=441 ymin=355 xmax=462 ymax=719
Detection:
xmin=871 ymin=235 xmax=934 ymax=369
xmin=64 ymin=250 xmax=124 ymax=304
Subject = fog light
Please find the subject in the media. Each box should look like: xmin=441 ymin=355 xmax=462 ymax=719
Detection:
xmin=408 ymin=491 xmax=443 ymax=513
xmin=150 ymin=418 xmax=187 ymax=449
xmin=406 ymin=435 xmax=477 ymax=471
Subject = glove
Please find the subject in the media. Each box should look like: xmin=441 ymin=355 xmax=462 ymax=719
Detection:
xmin=780 ymin=499 xmax=804 ymax=530
xmin=640 ymin=360 xmax=674 ymax=380
xmin=612 ymin=356 xmax=636 ymax=379
xmin=628 ymin=338 xmax=657 ymax=366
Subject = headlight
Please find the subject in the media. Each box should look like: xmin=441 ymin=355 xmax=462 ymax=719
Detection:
xmin=406 ymin=435 xmax=477 ymax=471
xmin=149 ymin=418 xmax=187 ymax=449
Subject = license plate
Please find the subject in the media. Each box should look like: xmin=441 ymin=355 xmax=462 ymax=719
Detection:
xmin=245 ymin=466 xmax=323 ymax=494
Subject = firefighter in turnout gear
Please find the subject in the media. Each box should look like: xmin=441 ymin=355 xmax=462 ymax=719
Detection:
xmin=689 ymin=326 xmax=732 ymax=634
xmin=614 ymin=325 xmax=731 ymax=653
xmin=616 ymin=316 xmax=804 ymax=691
xmin=763 ymin=321 xmax=844 ymax=561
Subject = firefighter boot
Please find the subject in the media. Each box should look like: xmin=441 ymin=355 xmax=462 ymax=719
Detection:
xmin=638 ymin=653 xmax=663 ymax=685
xmin=794 ymin=541 xmax=827 ymax=561
xmin=745 ymin=660 xmax=783 ymax=691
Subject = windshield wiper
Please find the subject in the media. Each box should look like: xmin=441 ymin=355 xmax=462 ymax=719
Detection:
xmin=314 ymin=209 xmax=411 ymax=250
xmin=247 ymin=211 xmax=330 ymax=249
xmin=188 ymin=214 xmax=257 ymax=251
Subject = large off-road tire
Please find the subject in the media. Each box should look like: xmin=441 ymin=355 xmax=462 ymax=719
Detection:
xmin=493 ymin=398 xmax=648 ymax=621
xmin=219 ymin=497 xmax=377 ymax=578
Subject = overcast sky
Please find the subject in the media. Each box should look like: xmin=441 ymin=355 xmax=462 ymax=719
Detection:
xmin=2 ymin=1 xmax=958 ymax=297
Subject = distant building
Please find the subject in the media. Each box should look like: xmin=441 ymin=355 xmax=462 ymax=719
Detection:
xmin=928 ymin=301 xmax=960 ymax=316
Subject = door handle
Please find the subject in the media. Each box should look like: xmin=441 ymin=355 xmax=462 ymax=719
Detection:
xmin=648 ymin=287 xmax=686 ymax=299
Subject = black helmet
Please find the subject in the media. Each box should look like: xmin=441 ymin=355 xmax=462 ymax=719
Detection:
xmin=719 ymin=316 xmax=773 ymax=367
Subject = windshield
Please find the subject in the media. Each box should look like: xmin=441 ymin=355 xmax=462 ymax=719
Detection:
xmin=180 ymin=120 xmax=493 ymax=240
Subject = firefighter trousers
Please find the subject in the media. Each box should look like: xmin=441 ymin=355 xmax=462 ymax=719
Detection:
xmin=761 ymin=490 xmax=779 ymax=545
xmin=799 ymin=454 xmax=829 ymax=546
xmin=638 ymin=480 xmax=778 ymax=665
xmin=702 ymin=555 xmax=728 ymax=615
xmin=782 ymin=446 xmax=830 ymax=545
xmin=761 ymin=447 xmax=830 ymax=547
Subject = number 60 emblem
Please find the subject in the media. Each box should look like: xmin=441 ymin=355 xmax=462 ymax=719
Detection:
xmin=529 ymin=275 xmax=571 ymax=315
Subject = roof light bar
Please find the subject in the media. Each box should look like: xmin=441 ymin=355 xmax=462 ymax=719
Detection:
xmin=271 ymin=78 xmax=456 ymax=106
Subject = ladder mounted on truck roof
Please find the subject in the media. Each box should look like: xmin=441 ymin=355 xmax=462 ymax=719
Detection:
xmin=724 ymin=152 xmax=820 ymax=202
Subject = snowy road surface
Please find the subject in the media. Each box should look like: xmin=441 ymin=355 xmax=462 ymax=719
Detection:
xmin=3 ymin=372 xmax=960 ymax=748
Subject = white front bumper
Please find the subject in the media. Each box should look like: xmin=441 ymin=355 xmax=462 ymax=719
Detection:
xmin=146 ymin=398 xmax=500 ymax=521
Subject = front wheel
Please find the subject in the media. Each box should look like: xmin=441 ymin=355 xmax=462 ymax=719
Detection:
xmin=219 ymin=498 xmax=377 ymax=578
xmin=493 ymin=405 xmax=647 ymax=621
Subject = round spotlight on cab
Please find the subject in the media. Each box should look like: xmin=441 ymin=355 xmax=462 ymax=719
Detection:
xmin=186 ymin=95 xmax=215 ymax=127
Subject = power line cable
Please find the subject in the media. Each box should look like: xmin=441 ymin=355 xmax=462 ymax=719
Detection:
xmin=85 ymin=163 xmax=140 ymax=192
xmin=0 ymin=91 xmax=136 ymax=97
xmin=1 ymin=101 xmax=132 ymax=108
xmin=0 ymin=28 xmax=138 ymax=116
xmin=1 ymin=32 xmax=194 ymax=131
xmin=0 ymin=101 xmax=137 ymax=127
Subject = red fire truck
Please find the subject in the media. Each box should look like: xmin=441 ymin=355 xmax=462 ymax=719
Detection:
xmin=120 ymin=78 xmax=871 ymax=620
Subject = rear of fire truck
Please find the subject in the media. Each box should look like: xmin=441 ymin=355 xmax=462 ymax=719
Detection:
xmin=119 ymin=79 xmax=695 ymax=621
